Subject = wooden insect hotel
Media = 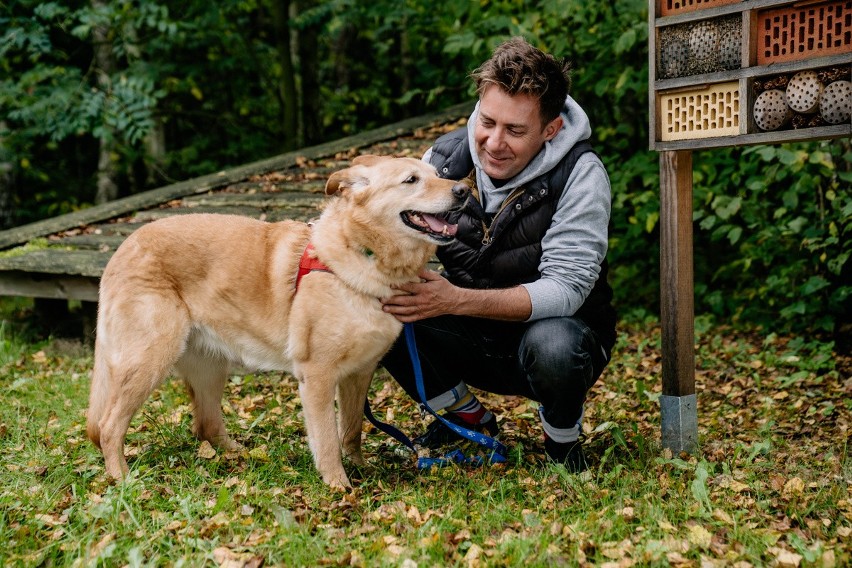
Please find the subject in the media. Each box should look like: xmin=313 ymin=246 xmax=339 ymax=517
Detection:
xmin=648 ymin=0 xmax=850 ymax=453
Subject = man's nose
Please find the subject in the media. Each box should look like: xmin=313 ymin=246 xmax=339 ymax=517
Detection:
xmin=485 ymin=128 xmax=506 ymax=150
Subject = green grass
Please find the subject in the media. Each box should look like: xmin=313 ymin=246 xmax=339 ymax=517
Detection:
xmin=0 ymin=312 xmax=849 ymax=567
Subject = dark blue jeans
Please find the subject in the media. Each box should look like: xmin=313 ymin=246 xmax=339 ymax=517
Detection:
xmin=381 ymin=315 xmax=610 ymax=431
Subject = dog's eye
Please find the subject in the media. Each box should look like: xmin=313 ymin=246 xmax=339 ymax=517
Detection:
xmin=403 ymin=175 xmax=418 ymax=184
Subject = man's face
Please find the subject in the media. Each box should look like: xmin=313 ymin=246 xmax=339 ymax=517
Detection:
xmin=473 ymin=85 xmax=563 ymax=181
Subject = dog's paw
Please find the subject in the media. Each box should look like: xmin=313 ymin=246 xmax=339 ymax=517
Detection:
xmin=344 ymin=451 xmax=367 ymax=467
xmin=221 ymin=439 xmax=245 ymax=452
xmin=323 ymin=472 xmax=352 ymax=491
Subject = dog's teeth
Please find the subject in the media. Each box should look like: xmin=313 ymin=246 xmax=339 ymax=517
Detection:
xmin=442 ymin=225 xmax=448 ymax=235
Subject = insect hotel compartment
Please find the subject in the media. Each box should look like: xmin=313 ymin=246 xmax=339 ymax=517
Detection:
xmin=658 ymin=15 xmax=742 ymax=79
xmin=660 ymin=81 xmax=741 ymax=141
xmin=756 ymin=0 xmax=852 ymax=65
xmin=659 ymin=0 xmax=740 ymax=17
xmin=752 ymin=66 xmax=852 ymax=132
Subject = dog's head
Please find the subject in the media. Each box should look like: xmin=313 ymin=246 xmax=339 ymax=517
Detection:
xmin=324 ymin=155 xmax=469 ymax=245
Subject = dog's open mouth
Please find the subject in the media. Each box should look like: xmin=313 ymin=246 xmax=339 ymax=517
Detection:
xmin=401 ymin=211 xmax=458 ymax=242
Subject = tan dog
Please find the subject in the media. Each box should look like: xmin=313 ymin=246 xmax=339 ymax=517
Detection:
xmin=86 ymin=155 xmax=469 ymax=488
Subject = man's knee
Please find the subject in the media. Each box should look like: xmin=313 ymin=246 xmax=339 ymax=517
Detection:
xmin=521 ymin=318 xmax=590 ymax=369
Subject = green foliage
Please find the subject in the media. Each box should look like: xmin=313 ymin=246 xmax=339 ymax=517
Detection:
xmin=693 ymin=141 xmax=851 ymax=333
xmin=0 ymin=0 xmax=847 ymax=335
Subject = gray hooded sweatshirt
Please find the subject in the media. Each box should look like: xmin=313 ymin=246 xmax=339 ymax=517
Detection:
xmin=425 ymin=95 xmax=612 ymax=321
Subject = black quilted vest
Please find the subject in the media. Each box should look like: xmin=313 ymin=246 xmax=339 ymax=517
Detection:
xmin=429 ymin=128 xmax=616 ymax=350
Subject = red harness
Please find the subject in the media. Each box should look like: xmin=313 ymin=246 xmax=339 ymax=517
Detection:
xmin=295 ymin=243 xmax=331 ymax=291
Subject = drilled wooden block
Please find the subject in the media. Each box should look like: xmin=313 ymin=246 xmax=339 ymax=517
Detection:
xmin=787 ymin=70 xmax=825 ymax=114
xmin=660 ymin=82 xmax=740 ymax=141
xmin=659 ymin=0 xmax=739 ymax=17
xmin=820 ymin=80 xmax=852 ymax=123
xmin=658 ymin=15 xmax=742 ymax=79
xmin=754 ymin=89 xmax=793 ymax=131
xmin=757 ymin=0 xmax=852 ymax=65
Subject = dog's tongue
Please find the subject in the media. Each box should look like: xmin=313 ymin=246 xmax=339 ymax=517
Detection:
xmin=421 ymin=213 xmax=457 ymax=236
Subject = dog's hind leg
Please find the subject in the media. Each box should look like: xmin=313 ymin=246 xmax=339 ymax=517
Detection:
xmin=87 ymin=339 xmax=112 ymax=449
xmin=95 ymin=296 xmax=190 ymax=479
xmin=97 ymin=348 xmax=185 ymax=478
xmin=176 ymin=349 xmax=241 ymax=451
xmin=336 ymin=367 xmax=374 ymax=467
xmin=297 ymin=363 xmax=350 ymax=489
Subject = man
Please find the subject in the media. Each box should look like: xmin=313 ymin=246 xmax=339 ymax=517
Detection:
xmin=380 ymin=37 xmax=616 ymax=472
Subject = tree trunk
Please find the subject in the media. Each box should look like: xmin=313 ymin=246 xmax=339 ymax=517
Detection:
xmin=295 ymin=0 xmax=321 ymax=146
xmin=92 ymin=0 xmax=119 ymax=204
xmin=144 ymin=119 xmax=167 ymax=187
xmin=0 ymin=121 xmax=15 ymax=229
xmin=271 ymin=0 xmax=299 ymax=152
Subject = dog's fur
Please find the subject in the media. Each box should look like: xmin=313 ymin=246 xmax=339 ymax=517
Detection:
xmin=86 ymin=155 xmax=468 ymax=488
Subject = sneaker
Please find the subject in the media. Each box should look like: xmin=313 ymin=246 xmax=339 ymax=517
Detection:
xmin=544 ymin=437 xmax=587 ymax=473
xmin=413 ymin=412 xmax=499 ymax=450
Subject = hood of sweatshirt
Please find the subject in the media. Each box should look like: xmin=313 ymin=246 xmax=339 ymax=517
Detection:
xmin=466 ymin=94 xmax=593 ymax=213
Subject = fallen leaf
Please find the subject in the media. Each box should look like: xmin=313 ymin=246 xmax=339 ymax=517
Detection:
xmin=213 ymin=546 xmax=264 ymax=568
xmin=249 ymin=446 xmax=270 ymax=462
xmin=464 ymin=543 xmax=484 ymax=568
xmin=782 ymin=477 xmax=805 ymax=499
xmin=687 ymin=525 xmax=713 ymax=549
xmin=768 ymin=547 xmax=802 ymax=568
xmin=198 ymin=441 xmax=217 ymax=459
xmin=712 ymin=509 xmax=734 ymax=525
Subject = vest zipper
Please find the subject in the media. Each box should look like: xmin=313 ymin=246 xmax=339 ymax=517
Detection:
xmin=480 ymin=187 xmax=525 ymax=246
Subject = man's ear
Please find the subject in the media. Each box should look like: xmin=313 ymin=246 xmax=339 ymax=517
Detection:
xmin=543 ymin=116 xmax=563 ymax=141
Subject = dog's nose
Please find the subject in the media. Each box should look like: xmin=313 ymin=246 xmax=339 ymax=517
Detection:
xmin=451 ymin=183 xmax=470 ymax=200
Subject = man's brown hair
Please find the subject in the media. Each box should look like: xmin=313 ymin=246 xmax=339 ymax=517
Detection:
xmin=471 ymin=37 xmax=571 ymax=128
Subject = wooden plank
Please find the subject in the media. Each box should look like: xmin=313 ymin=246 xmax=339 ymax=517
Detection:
xmin=655 ymin=0 xmax=804 ymax=26
xmin=182 ymin=192 xmax=324 ymax=208
xmin=654 ymin=53 xmax=852 ymax=92
xmin=223 ymin=180 xmax=326 ymax=194
xmin=659 ymin=150 xmax=695 ymax=397
xmin=653 ymin=123 xmax=851 ymax=151
xmin=0 ymin=271 xmax=100 ymax=302
xmin=51 ymin=234 xmax=127 ymax=251
xmin=0 ymin=100 xmax=474 ymax=250
xmin=649 ymin=0 xmax=658 ymax=150
xmin=0 ymin=249 xmax=110 ymax=278
xmin=90 ymin=222 xmax=148 ymax=236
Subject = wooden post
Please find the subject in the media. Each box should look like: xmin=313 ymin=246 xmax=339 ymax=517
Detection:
xmin=659 ymin=150 xmax=698 ymax=454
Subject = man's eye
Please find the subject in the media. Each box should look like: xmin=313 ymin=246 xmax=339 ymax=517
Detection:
xmin=404 ymin=175 xmax=418 ymax=184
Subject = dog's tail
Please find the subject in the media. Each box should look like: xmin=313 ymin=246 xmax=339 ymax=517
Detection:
xmin=86 ymin=340 xmax=110 ymax=449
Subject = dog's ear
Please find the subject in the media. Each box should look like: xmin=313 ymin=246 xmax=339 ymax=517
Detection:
xmin=351 ymin=154 xmax=385 ymax=167
xmin=325 ymin=167 xmax=370 ymax=196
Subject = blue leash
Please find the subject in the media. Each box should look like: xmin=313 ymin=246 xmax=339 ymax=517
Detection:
xmin=364 ymin=323 xmax=507 ymax=469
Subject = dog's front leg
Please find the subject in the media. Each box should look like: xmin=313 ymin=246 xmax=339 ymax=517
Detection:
xmin=297 ymin=366 xmax=350 ymax=489
xmin=337 ymin=369 xmax=373 ymax=467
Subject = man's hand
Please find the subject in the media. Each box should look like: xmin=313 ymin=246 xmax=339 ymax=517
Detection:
xmin=381 ymin=269 xmax=533 ymax=323
xmin=381 ymin=269 xmax=457 ymax=323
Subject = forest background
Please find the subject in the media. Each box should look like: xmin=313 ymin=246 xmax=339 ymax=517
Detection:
xmin=1 ymin=0 xmax=849 ymax=341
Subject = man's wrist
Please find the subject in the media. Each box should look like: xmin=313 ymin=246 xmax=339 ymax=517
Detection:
xmin=455 ymin=286 xmax=532 ymax=321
